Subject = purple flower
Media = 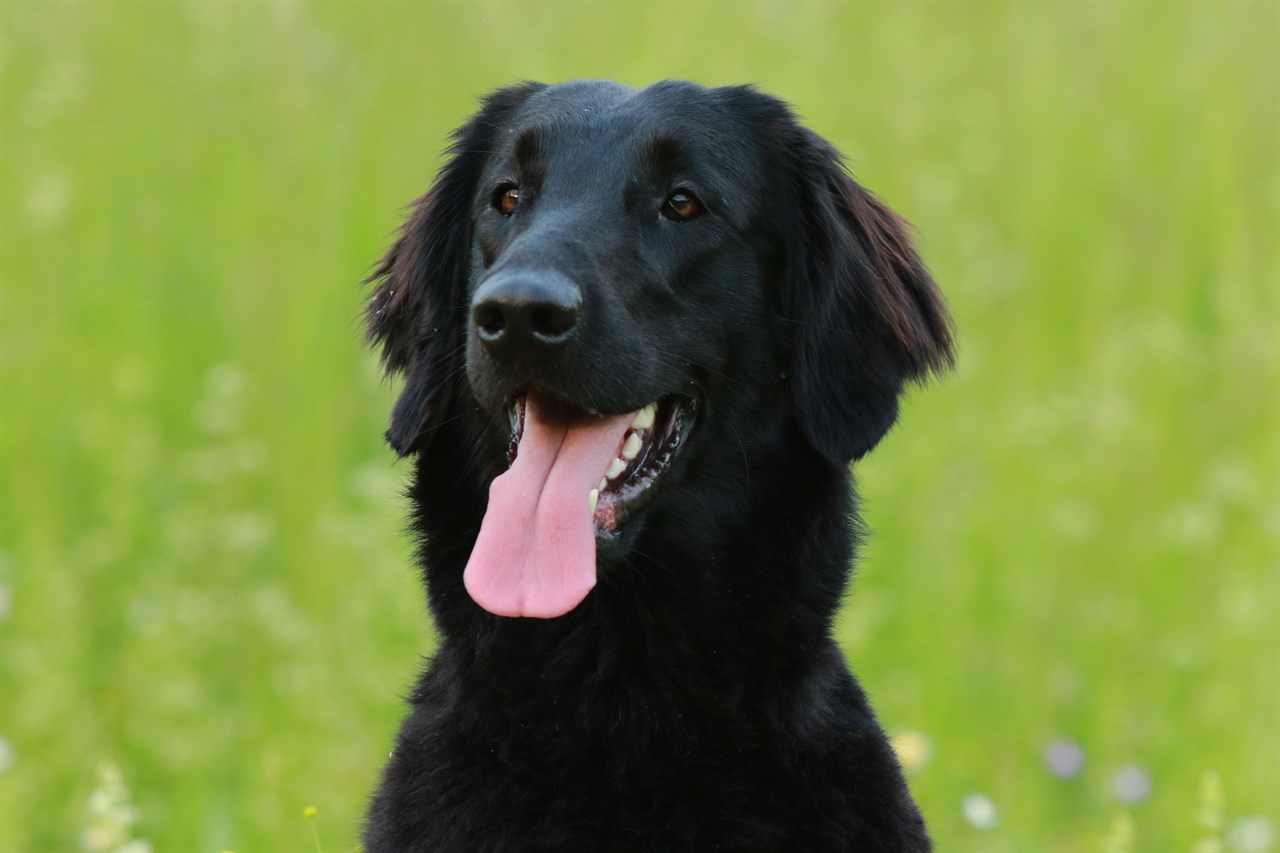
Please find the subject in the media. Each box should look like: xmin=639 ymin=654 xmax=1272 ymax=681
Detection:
xmin=1044 ymin=738 xmax=1085 ymax=779
xmin=1112 ymin=765 xmax=1152 ymax=803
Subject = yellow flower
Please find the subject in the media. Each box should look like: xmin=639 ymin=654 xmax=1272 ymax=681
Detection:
xmin=890 ymin=730 xmax=933 ymax=772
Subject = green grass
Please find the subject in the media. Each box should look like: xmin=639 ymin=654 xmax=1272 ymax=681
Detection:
xmin=1 ymin=2 xmax=1276 ymax=850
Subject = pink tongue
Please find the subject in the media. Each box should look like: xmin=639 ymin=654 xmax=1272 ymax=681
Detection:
xmin=464 ymin=392 xmax=636 ymax=618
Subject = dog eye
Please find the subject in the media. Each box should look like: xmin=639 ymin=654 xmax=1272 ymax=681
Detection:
xmin=493 ymin=184 xmax=520 ymax=216
xmin=662 ymin=190 xmax=702 ymax=222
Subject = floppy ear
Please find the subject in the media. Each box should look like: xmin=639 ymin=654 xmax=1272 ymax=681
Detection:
xmin=366 ymin=82 xmax=546 ymax=456
xmin=773 ymin=121 xmax=955 ymax=466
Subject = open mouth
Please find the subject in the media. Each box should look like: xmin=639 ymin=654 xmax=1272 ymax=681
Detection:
xmin=508 ymin=393 xmax=693 ymax=535
xmin=464 ymin=388 xmax=694 ymax=619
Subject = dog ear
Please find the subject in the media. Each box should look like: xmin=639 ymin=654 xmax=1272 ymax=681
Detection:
xmin=366 ymin=82 xmax=546 ymax=456
xmin=771 ymin=120 xmax=955 ymax=466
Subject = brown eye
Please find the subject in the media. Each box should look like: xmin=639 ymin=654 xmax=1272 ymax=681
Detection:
xmin=494 ymin=185 xmax=520 ymax=215
xmin=662 ymin=190 xmax=702 ymax=222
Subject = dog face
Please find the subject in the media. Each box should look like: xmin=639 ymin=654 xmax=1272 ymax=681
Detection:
xmin=465 ymin=80 xmax=774 ymax=420
xmin=367 ymin=80 xmax=953 ymax=618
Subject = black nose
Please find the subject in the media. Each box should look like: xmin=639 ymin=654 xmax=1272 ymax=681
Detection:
xmin=471 ymin=272 xmax=581 ymax=362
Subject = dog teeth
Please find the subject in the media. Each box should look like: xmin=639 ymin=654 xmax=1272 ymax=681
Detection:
xmin=588 ymin=489 xmax=599 ymax=515
xmin=631 ymin=403 xmax=656 ymax=430
xmin=599 ymin=406 xmax=659 ymax=493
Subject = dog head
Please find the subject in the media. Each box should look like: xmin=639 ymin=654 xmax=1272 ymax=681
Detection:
xmin=367 ymin=80 xmax=953 ymax=619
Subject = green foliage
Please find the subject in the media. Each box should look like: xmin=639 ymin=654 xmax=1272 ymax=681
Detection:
xmin=1 ymin=2 xmax=1276 ymax=850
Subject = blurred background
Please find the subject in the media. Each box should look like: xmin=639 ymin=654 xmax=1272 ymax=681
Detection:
xmin=1 ymin=2 xmax=1276 ymax=851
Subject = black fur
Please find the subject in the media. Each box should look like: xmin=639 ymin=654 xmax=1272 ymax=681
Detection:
xmin=363 ymin=80 xmax=953 ymax=852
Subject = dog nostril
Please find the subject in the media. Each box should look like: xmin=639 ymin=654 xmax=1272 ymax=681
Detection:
xmin=471 ymin=272 xmax=581 ymax=358
xmin=530 ymin=304 xmax=577 ymax=340
xmin=473 ymin=302 xmax=506 ymax=338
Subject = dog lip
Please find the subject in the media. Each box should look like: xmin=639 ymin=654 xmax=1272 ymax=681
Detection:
xmin=504 ymin=391 xmax=696 ymax=534
xmin=590 ymin=396 xmax=693 ymax=535
xmin=502 ymin=390 xmax=632 ymax=465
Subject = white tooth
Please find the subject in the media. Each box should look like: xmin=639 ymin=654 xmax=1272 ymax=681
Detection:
xmin=588 ymin=489 xmax=599 ymax=515
xmin=622 ymin=432 xmax=643 ymax=460
xmin=631 ymin=403 xmax=656 ymax=430
xmin=606 ymin=458 xmax=627 ymax=479
xmin=599 ymin=477 xmax=609 ymax=492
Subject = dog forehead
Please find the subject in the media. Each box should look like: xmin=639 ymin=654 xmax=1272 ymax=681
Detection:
xmin=501 ymin=80 xmax=739 ymax=153
xmin=492 ymin=81 xmax=767 ymax=210
xmin=515 ymin=79 xmax=713 ymax=120
xmin=516 ymin=78 xmax=637 ymax=119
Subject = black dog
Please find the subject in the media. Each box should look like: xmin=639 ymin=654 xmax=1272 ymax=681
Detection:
xmin=363 ymin=80 xmax=953 ymax=851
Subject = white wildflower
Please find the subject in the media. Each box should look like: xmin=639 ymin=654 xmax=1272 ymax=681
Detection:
xmin=961 ymin=792 xmax=998 ymax=830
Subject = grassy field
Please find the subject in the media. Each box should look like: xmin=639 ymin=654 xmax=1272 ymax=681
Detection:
xmin=1 ymin=2 xmax=1277 ymax=851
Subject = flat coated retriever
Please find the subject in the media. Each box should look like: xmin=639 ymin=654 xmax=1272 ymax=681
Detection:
xmin=362 ymin=80 xmax=953 ymax=852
